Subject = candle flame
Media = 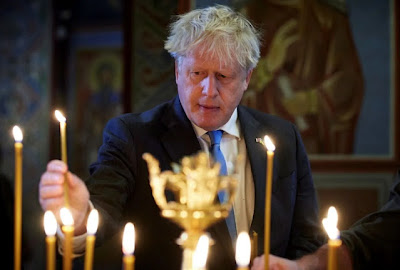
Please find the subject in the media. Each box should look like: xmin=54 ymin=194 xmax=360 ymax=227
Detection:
xmin=86 ymin=209 xmax=99 ymax=235
xmin=122 ymin=222 xmax=135 ymax=255
xmin=44 ymin=211 xmax=57 ymax=236
xmin=13 ymin=125 xmax=23 ymax=142
xmin=55 ymin=110 xmax=66 ymax=123
xmin=263 ymin=135 xmax=275 ymax=152
xmin=192 ymin=234 xmax=209 ymax=269
xmin=235 ymin=232 xmax=251 ymax=267
xmin=322 ymin=206 xmax=340 ymax=240
xmin=60 ymin=207 xmax=74 ymax=226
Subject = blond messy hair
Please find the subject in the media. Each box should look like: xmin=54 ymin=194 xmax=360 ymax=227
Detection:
xmin=164 ymin=5 xmax=261 ymax=71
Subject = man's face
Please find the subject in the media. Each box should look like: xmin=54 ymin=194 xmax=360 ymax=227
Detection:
xmin=175 ymin=51 xmax=252 ymax=131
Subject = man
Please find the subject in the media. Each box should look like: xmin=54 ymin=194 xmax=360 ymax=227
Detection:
xmin=39 ymin=5 xmax=323 ymax=270
xmin=252 ymin=169 xmax=400 ymax=270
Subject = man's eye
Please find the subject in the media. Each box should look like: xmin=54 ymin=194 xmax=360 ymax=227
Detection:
xmin=190 ymin=71 xmax=206 ymax=81
xmin=217 ymin=73 xmax=228 ymax=79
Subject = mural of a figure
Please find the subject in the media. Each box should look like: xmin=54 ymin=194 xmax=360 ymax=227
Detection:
xmin=241 ymin=0 xmax=364 ymax=154
xmin=87 ymin=59 xmax=122 ymax=159
xmin=74 ymin=51 xmax=123 ymax=177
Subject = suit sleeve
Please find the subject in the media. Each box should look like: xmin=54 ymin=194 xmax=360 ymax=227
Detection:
xmin=340 ymin=170 xmax=400 ymax=270
xmin=85 ymin=116 xmax=137 ymax=244
xmin=285 ymin=125 xmax=325 ymax=259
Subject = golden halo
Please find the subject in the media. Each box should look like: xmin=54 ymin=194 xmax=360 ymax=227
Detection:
xmin=88 ymin=52 xmax=122 ymax=93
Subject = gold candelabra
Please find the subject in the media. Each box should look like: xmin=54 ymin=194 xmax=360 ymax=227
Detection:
xmin=143 ymin=152 xmax=237 ymax=269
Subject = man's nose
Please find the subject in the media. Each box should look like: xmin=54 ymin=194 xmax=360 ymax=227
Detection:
xmin=201 ymin=75 xmax=218 ymax=96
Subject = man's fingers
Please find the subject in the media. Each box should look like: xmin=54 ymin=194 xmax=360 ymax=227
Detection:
xmin=40 ymin=172 xmax=64 ymax=186
xmin=66 ymin=172 xmax=85 ymax=189
xmin=39 ymin=185 xmax=64 ymax=200
xmin=251 ymin=256 xmax=263 ymax=270
xmin=66 ymin=172 xmax=77 ymax=187
xmin=46 ymin=159 xmax=68 ymax=173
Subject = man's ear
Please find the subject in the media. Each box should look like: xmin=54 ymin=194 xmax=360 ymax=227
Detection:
xmin=244 ymin=69 xmax=254 ymax=90
xmin=246 ymin=69 xmax=253 ymax=84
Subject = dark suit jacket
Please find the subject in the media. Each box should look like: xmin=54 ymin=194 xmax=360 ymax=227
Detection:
xmin=86 ymin=96 xmax=323 ymax=270
xmin=341 ymin=170 xmax=400 ymax=270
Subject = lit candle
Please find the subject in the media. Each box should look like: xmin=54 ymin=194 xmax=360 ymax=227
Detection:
xmin=236 ymin=232 xmax=251 ymax=270
xmin=84 ymin=209 xmax=99 ymax=270
xmin=256 ymin=135 xmax=275 ymax=270
xmin=192 ymin=234 xmax=210 ymax=270
xmin=122 ymin=222 xmax=135 ymax=270
xmin=44 ymin=211 xmax=57 ymax=270
xmin=55 ymin=110 xmax=69 ymax=207
xmin=322 ymin=207 xmax=342 ymax=270
xmin=12 ymin=125 xmax=23 ymax=270
xmin=60 ymin=207 xmax=74 ymax=270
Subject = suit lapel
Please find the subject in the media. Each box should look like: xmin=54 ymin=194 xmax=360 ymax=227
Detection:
xmin=237 ymin=106 xmax=268 ymax=237
xmin=160 ymin=97 xmax=202 ymax=165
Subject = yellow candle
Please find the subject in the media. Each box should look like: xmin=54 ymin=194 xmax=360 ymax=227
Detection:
xmin=322 ymin=207 xmax=342 ymax=270
xmin=84 ymin=209 xmax=99 ymax=270
xmin=60 ymin=207 xmax=74 ymax=270
xmin=327 ymin=239 xmax=342 ymax=270
xmin=192 ymin=234 xmax=209 ymax=270
xmin=44 ymin=211 xmax=57 ymax=270
xmin=122 ymin=223 xmax=136 ymax=270
xmin=256 ymin=135 xmax=275 ymax=270
xmin=236 ymin=232 xmax=251 ymax=270
xmin=55 ymin=110 xmax=69 ymax=207
xmin=12 ymin=126 xmax=23 ymax=270
xmin=250 ymin=231 xmax=258 ymax=264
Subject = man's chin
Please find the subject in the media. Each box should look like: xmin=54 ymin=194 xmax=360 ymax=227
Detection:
xmin=194 ymin=120 xmax=223 ymax=131
xmin=191 ymin=113 xmax=229 ymax=130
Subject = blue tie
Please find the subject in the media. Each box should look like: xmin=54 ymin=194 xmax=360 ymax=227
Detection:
xmin=208 ymin=130 xmax=237 ymax=241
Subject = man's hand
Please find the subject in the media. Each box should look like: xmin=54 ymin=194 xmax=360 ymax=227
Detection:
xmin=251 ymin=254 xmax=300 ymax=270
xmin=251 ymin=245 xmax=353 ymax=270
xmin=39 ymin=160 xmax=90 ymax=235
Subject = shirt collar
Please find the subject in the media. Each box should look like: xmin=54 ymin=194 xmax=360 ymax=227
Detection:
xmin=191 ymin=109 xmax=240 ymax=139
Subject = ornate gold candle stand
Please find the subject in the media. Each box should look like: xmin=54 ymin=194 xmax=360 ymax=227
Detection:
xmin=143 ymin=152 xmax=237 ymax=270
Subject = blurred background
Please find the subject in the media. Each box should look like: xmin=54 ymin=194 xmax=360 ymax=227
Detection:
xmin=0 ymin=0 xmax=398 ymax=269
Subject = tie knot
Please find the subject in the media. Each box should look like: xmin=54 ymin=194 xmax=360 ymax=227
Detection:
xmin=208 ymin=130 xmax=223 ymax=145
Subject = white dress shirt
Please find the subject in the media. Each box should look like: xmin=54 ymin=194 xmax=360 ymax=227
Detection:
xmin=191 ymin=108 xmax=255 ymax=234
